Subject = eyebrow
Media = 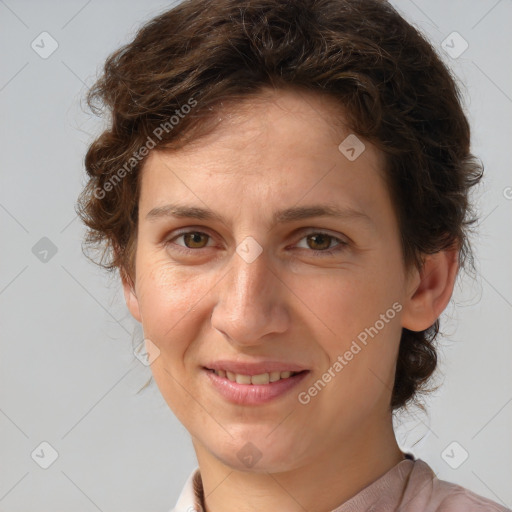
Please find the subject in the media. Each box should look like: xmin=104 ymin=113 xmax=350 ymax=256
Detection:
xmin=145 ymin=203 xmax=373 ymax=228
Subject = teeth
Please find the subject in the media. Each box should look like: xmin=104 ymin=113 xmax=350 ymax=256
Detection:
xmin=269 ymin=371 xmax=281 ymax=382
xmin=251 ymin=373 xmax=270 ymax=385
xmin=214 ymin=369 xmax=299 ymax=384
xmin=236 ymin=374 xmax=251 ymax=384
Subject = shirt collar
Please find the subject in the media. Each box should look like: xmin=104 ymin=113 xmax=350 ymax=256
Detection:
xmin=169 ymin=466 xmax=203 ymax=512
xmin=170 ymin=454 xmax=416 ymax=512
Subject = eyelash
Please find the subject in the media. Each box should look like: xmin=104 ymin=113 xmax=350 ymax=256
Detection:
xmin=165 ymin=229 xmax=348 ymax=257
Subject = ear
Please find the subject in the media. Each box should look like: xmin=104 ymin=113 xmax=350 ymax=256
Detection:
xmin=401 ymin=246 xmax=459 ymax=332
xmin=121 ymin=268 xmax=142 ymax=323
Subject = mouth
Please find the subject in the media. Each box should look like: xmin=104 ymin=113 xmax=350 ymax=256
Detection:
xmin=202 ymin=367 xmax=310 ymax=405
xmin=204 ymin=367 xmax=307 ymax=385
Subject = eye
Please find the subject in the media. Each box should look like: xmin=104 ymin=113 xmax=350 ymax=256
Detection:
xmin=165 ymin=229 xmax=348 ymax=256
xmin=294 ymin=231 xmax=347 ymax=256
xmin=166 ymin=230 xmax=214 ymax=253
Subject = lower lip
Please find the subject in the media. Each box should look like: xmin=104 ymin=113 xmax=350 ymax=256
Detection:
xmin=203 ymin=368 xmax=310 ymax=405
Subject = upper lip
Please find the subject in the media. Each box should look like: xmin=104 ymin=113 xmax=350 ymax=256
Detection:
xmin=204 ymin=360 xmax=309 ymax=375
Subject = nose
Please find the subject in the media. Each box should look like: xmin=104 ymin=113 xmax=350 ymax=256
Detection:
xmin=211 ymin=245 xmax=289 ymax=346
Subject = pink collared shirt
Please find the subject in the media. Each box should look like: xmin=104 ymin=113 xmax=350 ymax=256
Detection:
xmin=169 ymin=455 xmax=511 ymax=512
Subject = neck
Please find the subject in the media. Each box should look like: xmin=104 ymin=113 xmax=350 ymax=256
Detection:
xmin=192 ymin=411 xmax=404 ymax=512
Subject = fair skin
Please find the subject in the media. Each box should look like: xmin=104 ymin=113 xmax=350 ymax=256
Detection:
xmin=122 ymin=87 xmax=458 ymax=512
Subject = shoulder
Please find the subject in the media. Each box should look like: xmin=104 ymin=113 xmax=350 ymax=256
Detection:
xmin=408 ymin=459 xmax=511 ymax=512
xmin=432 ymin=475 xmax=510 ymax=512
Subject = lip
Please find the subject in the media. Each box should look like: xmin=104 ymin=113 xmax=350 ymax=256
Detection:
xmin=203 ymin=360 xmax=309 ymax=375
xmin=203 ymin=368 xmax=310 ymax=405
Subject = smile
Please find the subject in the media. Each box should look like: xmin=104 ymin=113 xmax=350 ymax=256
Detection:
xmin=203 ymin=368 xmax=310 ymax=405
xmin=207 ymin=368 xmax=302 ymax=385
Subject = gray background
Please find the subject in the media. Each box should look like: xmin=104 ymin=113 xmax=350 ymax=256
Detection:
xmin=0 ymin=0 xmax=511 ymax=510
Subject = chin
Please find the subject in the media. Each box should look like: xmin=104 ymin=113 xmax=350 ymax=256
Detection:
xmin=210 ymin=436 xmax=307 ymax=474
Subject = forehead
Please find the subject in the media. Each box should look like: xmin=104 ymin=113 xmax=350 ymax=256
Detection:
xmin=138 ymin=87 xmax=391 ymax=225
xmin=163 ymin=86 xmax=369 ymax=163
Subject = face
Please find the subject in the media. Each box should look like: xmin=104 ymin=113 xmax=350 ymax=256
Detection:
xmin=124 ymin=87 xmax=418 ymax=473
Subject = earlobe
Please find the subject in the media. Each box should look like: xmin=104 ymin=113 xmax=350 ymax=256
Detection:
xmin=401 ymin=247 xmax=459 ymax=332
xmin=121 ymin=271 xmax=142 ymax=323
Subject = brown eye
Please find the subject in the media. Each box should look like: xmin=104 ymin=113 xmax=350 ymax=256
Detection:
xmin=295 ymin=231 xmax=347 ymax=256
xmin=182 ymin=232 xmax=210 ymax=249
xmin=306 ymin=233 xmax=334 ymax=251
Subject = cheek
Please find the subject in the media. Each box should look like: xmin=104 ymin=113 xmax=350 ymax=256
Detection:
xmin=295 ymin=268 xmax=403 ymax=400
xmin=134 ymin=258 xmax=217 ymax=418
xmin=134 ymin=257 xmax=215 ymax=359
xmin=304 ymin=315 xmax=402 ymax=432
xmin=291 ymin=268 xmax=400 ymax=345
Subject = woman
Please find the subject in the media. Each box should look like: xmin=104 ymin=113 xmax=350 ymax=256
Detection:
xmin=77 ymin=0 xmax=510 ymax=510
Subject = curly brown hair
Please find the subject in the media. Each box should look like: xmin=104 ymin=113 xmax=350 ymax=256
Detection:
xmin=76 ymin=0 xmax=483 ymax=411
